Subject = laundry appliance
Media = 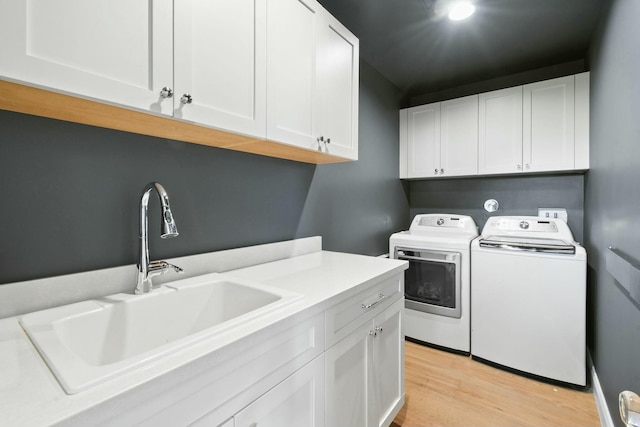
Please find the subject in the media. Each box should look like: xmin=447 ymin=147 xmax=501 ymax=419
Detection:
xmin=471 ymin=216 xmax=586 ymax=386
xmin=390 ymin=214 xmax=478 ymax=354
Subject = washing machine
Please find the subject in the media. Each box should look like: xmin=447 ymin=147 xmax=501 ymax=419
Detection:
xmin=390 ymin=214 xmax=478 ymax=354
xmin=471 ymin=216 xmax=587 ymax=386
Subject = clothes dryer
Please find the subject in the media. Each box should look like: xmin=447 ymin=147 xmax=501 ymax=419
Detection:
xmin=390 ymin=214 xmax=478 ymax=353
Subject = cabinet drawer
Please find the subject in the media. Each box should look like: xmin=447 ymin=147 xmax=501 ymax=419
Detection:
xmin=325 ymin=275 xmax=402 ymax=349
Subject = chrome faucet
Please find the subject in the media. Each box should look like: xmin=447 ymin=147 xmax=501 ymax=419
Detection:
xmin=135 ymin=182 xmax=183 ymax=294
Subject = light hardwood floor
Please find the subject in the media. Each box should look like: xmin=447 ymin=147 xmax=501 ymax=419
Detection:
xmin=392 ymin=341 xmax=600 ymax=427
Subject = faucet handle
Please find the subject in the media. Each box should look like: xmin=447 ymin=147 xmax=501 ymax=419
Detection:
xmin=148 ymin=260 xmax=184 ymax=275
xmin=167 ymin=263 xmax=184 ymax=274
xmin=145 ymin=261 xmax=184 ymax=291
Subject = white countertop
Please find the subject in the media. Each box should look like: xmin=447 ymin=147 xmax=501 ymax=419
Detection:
xmin=0 ymin=250 xmax=406 ymax=426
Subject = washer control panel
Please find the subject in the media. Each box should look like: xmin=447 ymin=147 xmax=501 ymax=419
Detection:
xmin=494 ymin=218 xmax=558 ymax=233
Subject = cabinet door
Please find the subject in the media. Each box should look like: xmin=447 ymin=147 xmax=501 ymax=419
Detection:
xmin=234 ymin=355 xmax=325 ymax=427
xmin=325 ymin=320 xmax=374 ymax=427
xmin=523 ymin=75 xmax=575 ymax=172
xmin=574 ymin=72 xmax=590 ymax=170
xmin=266 ymin=0 xmax=322 ymax=150
xmin=399 ymin=109 xmax=409 ymax=178
xmin=440 ymin=95 xmax=479 ymax=177
xmin=0 ymin=0 xmax=173 ymax=115
xmin=478 ymin=87 xmax=523 ymax=175
xmin=174 ymin=0 xmax=266 ymax=137
xmin=372 ymin=299 xmax=404 ymax=427
xmin=406 ymin=103 xmax=441 ymax=178
xmin=316 ymin=12 xmax=359 ymax=160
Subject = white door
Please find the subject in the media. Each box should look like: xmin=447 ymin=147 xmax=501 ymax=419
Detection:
xmin=234 ymin=355 xmax=325 ymax=427
xmin=174 ymin=0 xmax=266 ymax=137
xmin=316 ymin=12 xmax=359 ymax=159
xmin=478 ymin=87 xmax=523 ymax=175
xmin=0 ymin=0 xmax=174 ymax=115
xmin=325 ymin=320 xmax=373 ymax=427
xmin=440 ymin=95 xmax=479 ymax=177
xmin=406 ymin=103 xmax=441 ymax=178
xmin=371 ymin=299 xmax=404 ymax=427
xmin=266 ymin=0 xmax=322 ymax=150
xmin=523 ymin=75 xmax=575 ymax=172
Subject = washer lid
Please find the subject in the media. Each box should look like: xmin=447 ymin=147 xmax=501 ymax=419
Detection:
xmin=480 ymin=216 xmax=576 ymax=242
xmin=479 ymin=235 xmax=576 ymax=254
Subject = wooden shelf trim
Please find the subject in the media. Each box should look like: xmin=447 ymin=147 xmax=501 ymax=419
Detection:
xmin=0 ymin=80 xmax=349 ymax=165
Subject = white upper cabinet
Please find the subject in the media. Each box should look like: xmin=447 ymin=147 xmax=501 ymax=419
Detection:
xmin=440 ymin=95 xmax=479 ymax=177
xmin=316 ymin=13 xmax=360 ymax=159
xmin=0 ymin=0 xmax=174 ymax=115
xmin=401 ymin=95 xmax=477 ymax=178
xmin=574 ymin=72 xmax=590 ymax=169
xmin=0 ymin=0 xmax=359 ymax=162
xmin=404 ymin=103 xmax=441 ymax=178
xmin=266 ymin=0 xmax=321 ymax=149
xmin=267 ymin=0 xmax=359 ymax=159
xmin=174 ymin=0 xmax=267 ymax=138
xmin=478 ymin=86 xmax=523 ymax=174
xmin=401 ymin=72 xmax=590 ymax=179
xmin=523 ymin=75 xmax=575 ymax=172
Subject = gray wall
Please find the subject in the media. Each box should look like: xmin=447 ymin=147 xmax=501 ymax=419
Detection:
xmin=404 ymin=61 xmax=590 ymax=247
xmin=407 ymin=60 xmax=587 ymax=107
xmin=0 ymin=59 xmax=408 ymax=285
xmin=297 ymin=61 xmax=410 ymax=253
xmin=586 ymin=0 xmax=640 ymax=423
xmin=409 ymin=174 xmax=585 ymax=242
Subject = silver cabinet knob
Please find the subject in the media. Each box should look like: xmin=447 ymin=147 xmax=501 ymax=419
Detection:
xmin=160 ymin=87 xmax=173 ymax=99
xmin=434 ymin=168 xmax=438 ymax=175
xmin=375 ymin=326 xmax=383 ymax=334
xmin=516 ymin=164 xmax=522 ymax=170
xmin=440 ymin=168 xmax=444 ymax=174
xmin=180 ymin=94 xmax=193 ymax=105
xmin=525 ymin=163 xmax=530 ymax=169
xmin=326 ymin=138 xmax=331 ymax=144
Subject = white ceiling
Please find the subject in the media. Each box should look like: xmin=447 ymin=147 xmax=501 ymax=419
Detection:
xmin=318 ymin=0 xmax=609 ymax=98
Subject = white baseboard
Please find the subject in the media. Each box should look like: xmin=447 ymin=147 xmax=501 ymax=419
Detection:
xmin=590 ymin=352 xmax=615 ymax=427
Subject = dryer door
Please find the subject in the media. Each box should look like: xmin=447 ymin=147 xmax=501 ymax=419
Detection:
xmin=395 ymin=247 xmax=461 ymax=318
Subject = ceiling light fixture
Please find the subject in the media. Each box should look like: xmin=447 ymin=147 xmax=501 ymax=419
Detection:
xmin=448 ymin=1 xmax=475 ymax=21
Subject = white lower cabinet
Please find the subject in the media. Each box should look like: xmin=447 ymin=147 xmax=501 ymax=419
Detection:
xmin=371 ymin=299 xmax=405 ymax=427
xmin=66 ymin=274 xmax=404 ymax=427
xmin=325 ymin=298 xmax=404 ymax=427
xmin=234 ymin=355 xmax=325 ymax=427
xmin=325 ymin=318 xmax=372 ymax=426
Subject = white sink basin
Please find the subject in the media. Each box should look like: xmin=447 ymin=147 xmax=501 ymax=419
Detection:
xmin=19 ymin=273 xmax=302 ymax=394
